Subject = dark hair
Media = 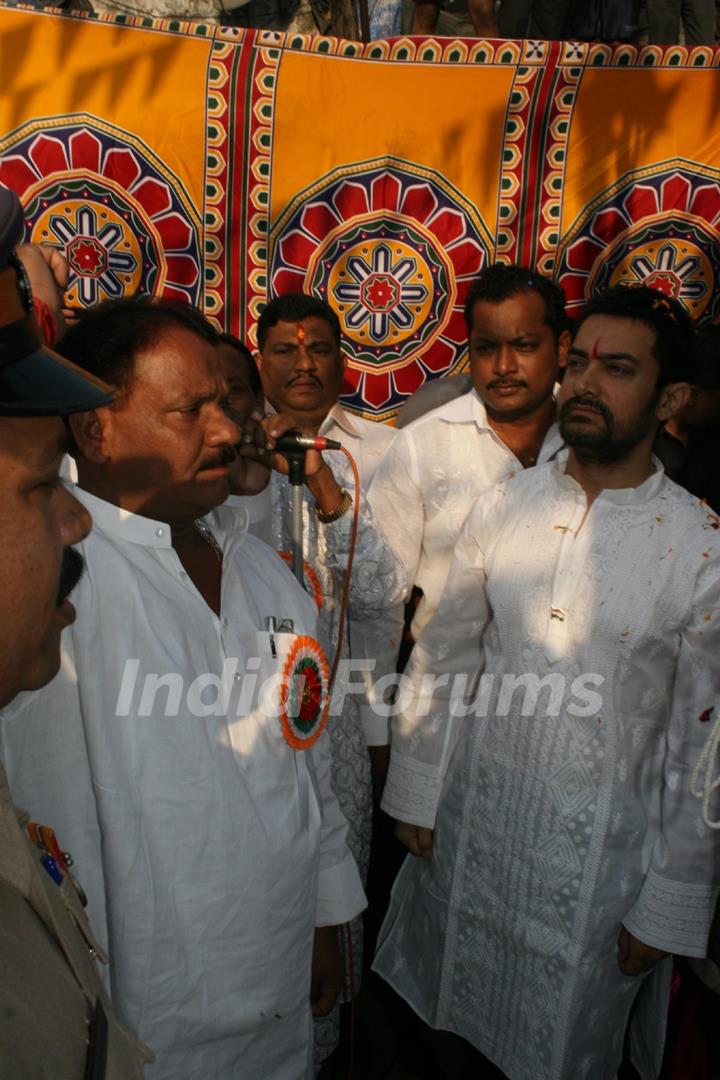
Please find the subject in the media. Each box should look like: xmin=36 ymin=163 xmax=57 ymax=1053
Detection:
xmin=463 ymin=263 xmax=568 ymax=341
xmin=694 ymin=323 xmax=720 ymax=391
xmin=59 ymin=298 xmax=218 ymax=398
xmin=257 ymin=293 xmax=341 ymax=351
xmin=218 ymin=331 xmax=262 ymax=397
xmin=576 ymin=286 xmax=695 ymax=387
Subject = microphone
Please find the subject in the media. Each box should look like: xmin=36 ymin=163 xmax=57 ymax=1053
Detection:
xmin=274 ymin=430 xmax=342 ymax=453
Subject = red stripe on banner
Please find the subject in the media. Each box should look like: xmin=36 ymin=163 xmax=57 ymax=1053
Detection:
xmin=518 ymin=49 xmax=560 ymax=268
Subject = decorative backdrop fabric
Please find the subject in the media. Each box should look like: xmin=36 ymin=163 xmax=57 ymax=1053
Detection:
xmin=1 ymin=5 xmax=719 ymax=420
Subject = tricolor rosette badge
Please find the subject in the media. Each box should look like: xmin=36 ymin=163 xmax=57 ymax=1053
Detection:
xmin=279 ymin=636 xmax=330 ymax=751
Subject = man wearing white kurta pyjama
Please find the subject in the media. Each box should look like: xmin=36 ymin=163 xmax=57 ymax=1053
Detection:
xmin=375 ymin=286 xmax=720 ymax=1080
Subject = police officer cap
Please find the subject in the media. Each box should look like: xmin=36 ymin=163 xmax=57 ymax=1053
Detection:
xmin=0 ymin=187 xmax=114 ymax=416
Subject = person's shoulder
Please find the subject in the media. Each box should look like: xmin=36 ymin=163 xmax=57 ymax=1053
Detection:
xmin=401 ymin=388 xmax=476 ymax=435
xmin=395 ymin=375 xmax=472 ymax=428
xmin=656 ymin=477 xmax=720 ymax=553
xmin=462 ymin=460 xmax=555 ymax=534
xmin=350 ymin=412 xmax=396 ymax=450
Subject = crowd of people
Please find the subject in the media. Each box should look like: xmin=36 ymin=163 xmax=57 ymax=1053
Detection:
xmin=0 ymin=172 xmax=719 ymax=1080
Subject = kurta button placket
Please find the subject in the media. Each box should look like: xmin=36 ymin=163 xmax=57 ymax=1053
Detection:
xmin=545 ymin=493 xmax=593 ymax=661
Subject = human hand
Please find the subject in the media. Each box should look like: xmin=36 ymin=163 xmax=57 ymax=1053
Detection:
xmin=617 ymin=927 xmax=668 ymax=976
xmin=262 ymin=414 xmax=347 ymax=518
xmin=15 ymin=242 xmax=68 ymax=341
xmin=228 ymin=409 xmax=272 ymax=496
xmin=310 ymin=925 xmax=342 ymax=1018
xmin=395 ymin=820 xmax=433 ymax=859
xmin=262 ymin=413 xmax=326 ymax=480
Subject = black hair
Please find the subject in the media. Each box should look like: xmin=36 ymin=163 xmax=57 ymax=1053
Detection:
xmin=257 ymin=293 xmax=341 ymax=351
xmin=576 ymin=286 xmax=695 ymax=388
xmin=694 ymin=323 xmax=720 ymax=392
xmin=218 ymin=331 xmax=262 ymax=398
xmin=59 ymin=297 xmax=218 ymax=398
xmin=463 ymin=263 xmax=568 ymax=341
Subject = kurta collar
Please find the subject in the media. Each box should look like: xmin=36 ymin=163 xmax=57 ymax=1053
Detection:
xmin=321 ymin=403 xmax=361 ymax=440
xmin=554 ymin=449 xmax=667 ymax=505
xmin=433 ymin=387 xmax=492 ymax=429
xmin=72 ymin=485 xmax=249 ymax=548
xmin=265 ymin=400 xmax=361 ymax=440
xmin=437 ymin=388 xmax=563 ymax=461
xmin=72 ymin=486 xmax=173 ymax=548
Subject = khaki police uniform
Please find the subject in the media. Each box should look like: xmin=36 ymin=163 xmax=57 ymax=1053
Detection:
xmin=0 ymin=762 xmax=151 ymax=1078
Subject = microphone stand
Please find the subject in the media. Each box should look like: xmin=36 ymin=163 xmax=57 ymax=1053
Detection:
xmin=285 ymin=449 xmax=306 ymax=588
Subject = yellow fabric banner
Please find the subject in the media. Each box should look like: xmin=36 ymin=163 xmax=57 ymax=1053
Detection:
xmin=1 ymin=7 xmax=718 ymax=418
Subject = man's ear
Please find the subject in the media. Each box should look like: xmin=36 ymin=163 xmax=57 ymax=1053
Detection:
xmin=253 ymin=349 xmax=264 ymax=375
xmin=67 ymin=409 xmax=110 ymax=464
xmin=657 ymin=381 xmax=693 ymax=423
xmin=557 ymin=329 xmax=572 ymax=369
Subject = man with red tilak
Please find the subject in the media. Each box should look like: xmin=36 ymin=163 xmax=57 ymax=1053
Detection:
xmin=374 ymin=286 xmax=720 ymax=1080
xmin=222 ymin=292 xmax=405 ymax=1069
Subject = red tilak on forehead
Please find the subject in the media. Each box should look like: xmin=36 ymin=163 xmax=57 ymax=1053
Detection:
xmin=296 ymin=323 xmax=306 ymax=344
xmin=591 ymin=340 xmax=600 ymax=359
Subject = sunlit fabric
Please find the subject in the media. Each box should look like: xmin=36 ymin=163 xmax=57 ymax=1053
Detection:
xmin=376 ymin=453 xmax=720 ymax=1080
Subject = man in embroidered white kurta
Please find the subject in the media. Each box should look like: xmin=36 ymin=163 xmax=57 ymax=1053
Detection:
xmin=0 ymin=299 xmax=365 ymax=1080
xmin=367 ymin=265 xmax=569 ymax=748
xmin=375 ymin=287 xmax=720 ymax=1079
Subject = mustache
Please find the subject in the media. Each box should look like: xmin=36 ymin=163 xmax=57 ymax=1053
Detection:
xmin=560 ymin=394 xmax=613 ymax=426
xmin=198 ymin=445 xmax=237 ymax=471
xmin=57 ymin=547 xmax=85 ymax=607
xmin=487 ymin=379 xmax=527 ymax=388
xmin=287 ymin=373 xmax=322 ymax=388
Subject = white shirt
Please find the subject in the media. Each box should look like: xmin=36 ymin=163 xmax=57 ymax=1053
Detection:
xmin=1 ymin=488 xmax=365 ymax=1080
xmin=376 ymin=455 xmax=720 ymax=1080
xmin=368 ymin=387 xmax=563 ymax=639
xmin=320 ymin=403 xmax=396 ymax=490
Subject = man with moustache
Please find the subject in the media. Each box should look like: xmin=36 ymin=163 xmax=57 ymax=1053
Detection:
xmin=0 ymin=189 xmax=149 ymax=1076
xmin=245 ymin=293 xmax=405 ymax=1067
xmin=1 ymin=296 xmax=365 ymax=1080
xmin=368 ymin=263 xmax=569 ymax=766
xmin=374 ymin=286 xmax=720 ymax=1079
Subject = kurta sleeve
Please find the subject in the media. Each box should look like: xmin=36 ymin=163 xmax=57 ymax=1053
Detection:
xmin=350 ymin=602 xmax=406 ymax=746
xmin=309 ymin=729 xmax=367 ymax=927
xmin=381 ymin=495 xmax=494 ymax=829
xmin=367 ymin=430 xmax=424 ymax=603
xmin=623 ymin=558 xmax=720 ymax=957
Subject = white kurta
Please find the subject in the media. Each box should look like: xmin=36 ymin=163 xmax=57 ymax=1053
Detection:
xmin=1 ymin=489 xmax=365 ymax=1080
xmin=376 ymin=455 xmax=720 ymax=1080
xmin=367 ymin=387 xmax=563 ymax=640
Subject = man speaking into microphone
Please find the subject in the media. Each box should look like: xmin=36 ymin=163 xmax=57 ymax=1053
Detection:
xmin=1 ymin=295 xmax=367 ymax=1080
